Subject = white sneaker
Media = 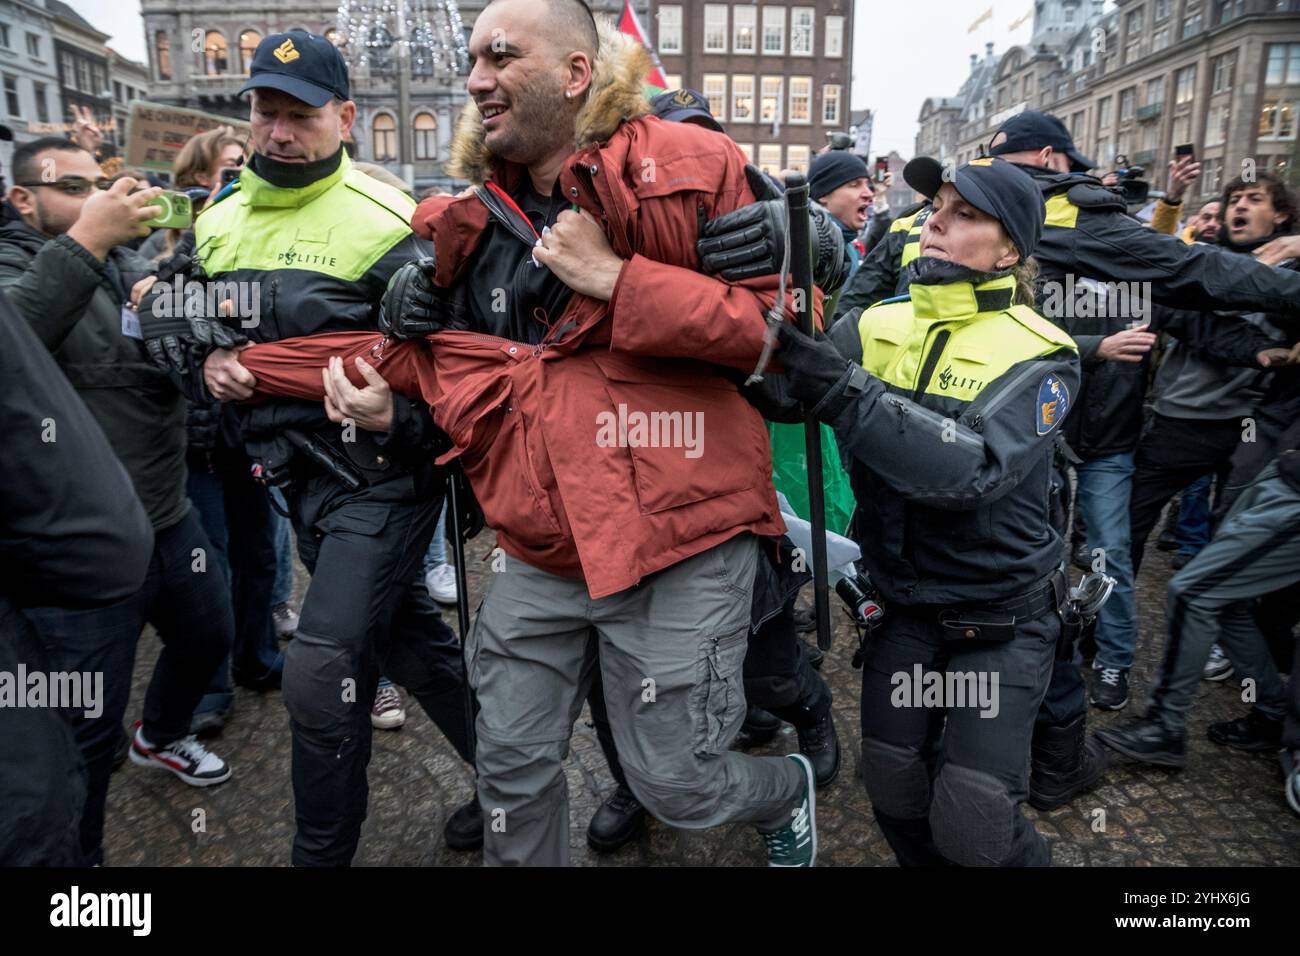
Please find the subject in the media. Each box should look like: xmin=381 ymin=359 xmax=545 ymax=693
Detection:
xmin=371 ymin=684 xmax=406 ymax=730
xmin=425 ymin=563 xmax=458 ymax=605
xmin=1203 ymin=643 xmax=1234 ymax=682
xmin=272 ymin=602 xmax=299 ymax=638
xmin=129 ymin=722 xmax=231 ymax=787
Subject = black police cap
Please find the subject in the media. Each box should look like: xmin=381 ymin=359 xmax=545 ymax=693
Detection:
xmin=988 ymin=110 xmax=1094 ymax=172
xmin=903 ymin=156 xmax=1045 ymax=260
xmin=650 ymin=89 xmax=724 ymax=133
xmin=239 ymin=31 xmax=350 ymax=108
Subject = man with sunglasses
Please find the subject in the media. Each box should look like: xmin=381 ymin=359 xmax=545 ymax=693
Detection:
xmin=0 ymin=136 xmax=237 ymax=865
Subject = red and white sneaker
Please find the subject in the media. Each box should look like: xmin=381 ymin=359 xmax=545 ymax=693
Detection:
xmin=129 ymin=721 xmax=232 ymax=787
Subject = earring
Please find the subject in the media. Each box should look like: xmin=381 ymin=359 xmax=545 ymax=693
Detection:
xmin=565 ymin=91 xmax=571 ymax=99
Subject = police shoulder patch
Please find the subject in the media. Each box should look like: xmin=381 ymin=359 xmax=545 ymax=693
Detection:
xmin=1036 ymin=372 xmax=1071 ymax=436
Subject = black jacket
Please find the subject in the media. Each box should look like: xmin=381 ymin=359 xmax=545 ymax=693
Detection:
xmin=0 ymin=290 xmax=153 ymax=865
xmin=0 ymin=220 xmax=189 ymax=530
xmin=1017 ymin=164 xmax=1300 ymax=459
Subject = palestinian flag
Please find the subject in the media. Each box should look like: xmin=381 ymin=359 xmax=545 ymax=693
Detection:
xmin=617 ymin=0 xmax=669 ymax=96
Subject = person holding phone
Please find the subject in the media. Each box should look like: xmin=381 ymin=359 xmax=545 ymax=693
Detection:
xmin=0 ymin=136 xmax=238 ymax=865
xmin=1150 ymin=146 xmax=1204 ymax=238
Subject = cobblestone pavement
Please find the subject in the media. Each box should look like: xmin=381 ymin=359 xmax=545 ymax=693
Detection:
xmin=104 ymin=530 xmax=1300 ymax=867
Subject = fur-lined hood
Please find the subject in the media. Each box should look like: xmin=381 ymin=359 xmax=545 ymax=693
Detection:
xmin=446 ymin=20 xmax=651 ymax=186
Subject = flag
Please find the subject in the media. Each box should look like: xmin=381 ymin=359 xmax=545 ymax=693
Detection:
xmin=968 ymin=6 xmax=993 ymax=32
xmin=617 ymin=0 xmax=669 ymax=95
xmin=1009 ymin=8 xmax=1032 ymax=31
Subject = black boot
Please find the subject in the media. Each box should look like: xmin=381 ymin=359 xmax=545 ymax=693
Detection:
xmin=1029 ymin=713 xmax=1108 ymax=811
xmin=740 ymin=704 xmax=782 ymax=745
xmin=443 ymin=797 xmax=483 ymax=851
xmin=586 ymin=784 xmax=646 ymax=852
xmin=796 ymin=711 xmax=841 ymax=788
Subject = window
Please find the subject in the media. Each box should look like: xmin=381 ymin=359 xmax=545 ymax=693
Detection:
xmin=791 ymin=7 xmax=814 ymax=56
xmin=1214 ymin=0 xmax=1245 ymax=24
xmin=760 ymin=75 xmax=782 ymax=124
xmin=762 ymin=6 xmax=784 ymax=55
xmin=26 ymin=33 xmax=39 ymax=58
xmin=239 ymin=31 xmax=262 ymax=73
xmin=3 ymin=75 xmax=19 ymax=118
xmin=1175 ymin=65 xmax=1196 ymax=105
xmin=758 ymin=143 xmax=782 ymax=176
xmin=1182 ymin=5 xmax=1203 ymax=39
xmin=1145 ymin=78 xmax=1163 ymax=107
xmin=372 ymin=113 xmax=397 ymax=161
xmin=704 ymin=4 xmax=728 ymax=53
xmin=1071 ymin=111 xmax=1085 ymax=138
xmin=1095 ymin=136 xmax=1111 ymax=165
xmin=414 ymin=112 xmax=437 ymax=160
xmin=1171 ymin=114 xmax=1191 ymax=147
xmin=732 ymin=75 xmax=754 ymax=122
xmin=657 ymin=5 xmax=682 ymax=55
xmin=1023 ymin=74 xmax=1034 ymax=98
xmin=1097 ymin=96 xmax=1113 ymax=129
xmin=113 ymin=80 xmax=122 ymax=102
xmin=825 ymin=15 xmax=843 ymax=58
xmin=205 ymin=31 xmax=229 ymax=75
xmin=90 ymin=65 xmax=104 ymax=94
xmin=75 ymin=59 xmax=89 ymax=93
xmin=788 ymin=76 xmax=811 ymax=123
xmin=1201 ymin=157 xmax=1221 ymax=195
xmin=786 ymin=144 xmax=811 ymax=174
xmin=702 ymin=74 xmax=726 ymax=119
xmin=822 ymin=83 xmax=841 ymax=125
xmin=737 ymin=143 xmax=754 ymax=161
xmin=663 ymin=73 xmax=681 ymax=90
xmin=1119 ymin=87 xmax=1135 ymax=121
xmin=1205 ymin=104 xmax=1229 ymax=146
xmin=1212 ymin=52 xmax=1236 ymax=94
xmin=1151 ymin=27 xmax=1169 ymax=53
xmin=1260 ymin=99 xmax=1296 ymax=139
xmin=734 ymin=6 xmax=756 ymax=54
xmin=1125 ymin=9 xmax=1144 ymax=34
xmin=156 ymin=31 xmax=171 ymax=81
xmin=1154 ymin=0 xmax=1171 ymax=19
xmin=1266 ymin=44 xmax=1300 ymax=86
xmin=34 ymin=81 xmax=47 ymax=123
xmin=60 ymin=50 xmax=73 ymax=88
xmin=0 ymin=25 xmax=8 ymax=49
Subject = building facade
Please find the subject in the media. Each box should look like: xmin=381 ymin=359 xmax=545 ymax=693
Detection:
xmin=139 ymin=0 xmax=632 ymax=190
xmin=47 ymin=0 xmax=112 ymax=140
xmin=645 ymin=0 xmax=855 ymax=175
xmin=919 ymin=0 xmax=1300 ymax=207
xmin=0 ymin=0 xmax=62 ymax=151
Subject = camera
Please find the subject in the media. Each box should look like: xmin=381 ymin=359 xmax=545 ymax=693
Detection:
xmin=142 ymin=190 xmax=194 ymax=230
xmin=826 ymin=131 xmax=853 ymax=151
xmin=1108 ymin=154 xmax=1150 ymax=207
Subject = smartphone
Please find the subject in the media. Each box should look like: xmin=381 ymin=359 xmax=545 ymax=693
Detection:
xmin=875 ymin=156 xmax=889 ymax=183
xmin=1175 ymin=143 xmax=1195 ymax=160
xmin=141 ymin=190 xmax=193 ymax=230
xmin=220 ymin=167 xmax=240 ymax=187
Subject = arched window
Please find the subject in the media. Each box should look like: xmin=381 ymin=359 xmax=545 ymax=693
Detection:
xmin=239 ymin=30 xmax=262 ymax=73
xmin=372 ymin=113 xmax=397 ymax=162
xmin=414 ymin=112 xmax=436 ymax=160
xmin=369 ymin=27 xmax=393 ymax=74
xmin=204 ymin=31 xmax=228 ymax=75
xmin=155 ymin=31 xmax=171 ymax=81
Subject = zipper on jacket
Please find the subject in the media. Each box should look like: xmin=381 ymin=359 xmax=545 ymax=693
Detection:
xmin=911 ymin=329 xmax=951 ymax=403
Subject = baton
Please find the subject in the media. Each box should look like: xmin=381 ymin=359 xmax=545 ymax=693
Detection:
xmin=784 ymin=173 xmax=832 ymax=653
xmin=445 ymin=467 xmax=477 ymax=756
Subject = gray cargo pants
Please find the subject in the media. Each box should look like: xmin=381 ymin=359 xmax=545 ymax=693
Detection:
xmin=1149 ymin=465 xmax=1300 ymax=736
xmin=466 ymin=532 xmax=803 ymax=865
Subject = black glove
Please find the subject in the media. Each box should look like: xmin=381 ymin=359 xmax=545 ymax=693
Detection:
xmin=697 ymin=165 xmax=849 ymax=294
xmin=776 ymin=322 xmax=859 ymax=423
xmin=378 ymin=256 xmax=458 ymax=339
xmin=137 ymin=286 xmax=248 ymax=384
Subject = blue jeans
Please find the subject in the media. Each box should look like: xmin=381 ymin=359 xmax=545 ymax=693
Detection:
xmin=1076 ymin=452 xmax=1138 ymax=670
xmin=1174 ymin=473 xmax=1213 ymax=557
xmin=421 ymin=500 xmax=448 ymax=573
xmin=270 ymin=487 xmax=294 ymax=607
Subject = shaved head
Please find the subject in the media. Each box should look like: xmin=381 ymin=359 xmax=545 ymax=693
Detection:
xmin=487 ymin=0 xmax=598 ymax=58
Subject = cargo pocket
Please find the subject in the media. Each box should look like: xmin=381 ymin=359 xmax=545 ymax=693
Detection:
xmin=314 ymin=500 xmax=392 ymax=538
xmin=689 ymin=626 xmax=750 ymax=758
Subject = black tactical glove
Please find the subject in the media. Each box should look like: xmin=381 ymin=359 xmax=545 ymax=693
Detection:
xmin=378 ymin=256 xmax=461 ymax=339
xmin=776 ymin=322 xmax=860 ymax=423
xmin=697 ymin=164 xmax=849 ymax=294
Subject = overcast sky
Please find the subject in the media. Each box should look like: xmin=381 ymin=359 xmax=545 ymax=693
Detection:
xmin=69 ymin=0 xmax=1095 ymax=158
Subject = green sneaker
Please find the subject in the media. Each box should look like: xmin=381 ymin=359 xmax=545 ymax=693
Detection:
xmin=762 ymin=753 xmax=817 ymax=867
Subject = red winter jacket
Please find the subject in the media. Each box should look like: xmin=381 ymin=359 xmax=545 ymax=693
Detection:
xmin=240 ymin=34 xmax=820 ymax=598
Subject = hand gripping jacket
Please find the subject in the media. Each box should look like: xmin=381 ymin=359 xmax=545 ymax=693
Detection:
xmin=828 ymin=271 xmax=1080 ymax=606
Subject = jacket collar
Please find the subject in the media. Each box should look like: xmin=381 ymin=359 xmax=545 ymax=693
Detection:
xmin=237 ymin=148 xmax=351 ymax=208
xmin=907 ymin=261 xmax=1017 ymax=321
xmin=446 ymin=20 xmax=652 ymax=187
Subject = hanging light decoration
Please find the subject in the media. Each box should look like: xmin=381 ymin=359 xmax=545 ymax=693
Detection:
xmin=335 ymin=0 xmax=469 ymax=77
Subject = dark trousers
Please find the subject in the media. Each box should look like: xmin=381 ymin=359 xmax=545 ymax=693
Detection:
xmin=24 ymin=510 xmax=234 ymax=865
xmin=283 ymin=489 xmax=474 ymax=866
xmin=588 ymin=595 xmax=832 ymax=790
xmin=1129 ymin=414 xmax=1241 ymax=574
xmin=860 ymin=605 xmax=1056 ymax=867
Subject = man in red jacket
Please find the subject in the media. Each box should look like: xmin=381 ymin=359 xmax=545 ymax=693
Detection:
xmin=223 ymin=0 xmax=819 ymax=866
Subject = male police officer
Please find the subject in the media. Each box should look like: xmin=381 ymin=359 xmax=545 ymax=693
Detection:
xmin=188 ymin=31 xmax=478 ymax=865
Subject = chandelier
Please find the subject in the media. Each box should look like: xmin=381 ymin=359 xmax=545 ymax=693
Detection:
xmin=335 ymin=0 xmax=469 ymax=77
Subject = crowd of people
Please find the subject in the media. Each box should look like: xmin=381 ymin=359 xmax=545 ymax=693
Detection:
xmin=1 ymin=0 xmax=1297 ymax=868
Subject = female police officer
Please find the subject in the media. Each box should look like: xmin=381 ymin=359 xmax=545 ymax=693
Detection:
xmin=775 ymin=157 xmax=1079 ymax=866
